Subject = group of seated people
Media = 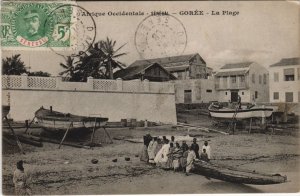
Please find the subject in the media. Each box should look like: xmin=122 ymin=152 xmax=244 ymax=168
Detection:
xmin=140 ymin=135 xmax=212 ymax=175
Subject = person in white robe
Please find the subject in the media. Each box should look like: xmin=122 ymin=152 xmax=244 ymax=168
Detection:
xmin=186 ymin=146 xmax=196 ymax=176
xmin=154 ymin=140 xmax=170 ymax=167
xmin=148 ymin=137 xmax=158 ymax=164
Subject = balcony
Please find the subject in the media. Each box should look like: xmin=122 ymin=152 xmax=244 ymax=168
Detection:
xmin=215 ymin=82 xmax=249 ymax=90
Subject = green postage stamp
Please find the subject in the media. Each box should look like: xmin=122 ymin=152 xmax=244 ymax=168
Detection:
xmin=1 ymin=1 xmax=74 ymax=49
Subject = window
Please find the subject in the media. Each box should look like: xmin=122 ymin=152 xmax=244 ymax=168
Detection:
xmin=259 ymin=75 xmax=262 ymax=84
xmin=206 ymin=89 xmax=212 ymax=93
xmin=242 ymin=92 xmax=244 ymax=95
xmin=273 ymin=92 xmax=279 ymax=100
xmin=284 ymin=68 xmax=295 ymax=81
xmin=285 ymin=92 xmax=293 ymax=102
xmin=231 ymin=76 xmax=236 ymax=83
xmin=252 ymin=74 xmax=255 ymax=83
xmin=255 ymin=91 xmax=258 ymax=99
xmin=263 ymin=74 xmax=267 ymax=84
xmin=274 ymin=72 xmax=279 ymax=82
xmin=225 ymin=92 xmax=227 ymax=95
xmin=240 ymin=76 xmax=245 ymax=83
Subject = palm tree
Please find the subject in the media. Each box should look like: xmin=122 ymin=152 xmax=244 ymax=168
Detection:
xmin=2 ymin=54 xmax=28 ymax=75
xmin=99 ymin=37 xmax=127 ymax=79
xmin=59 ymin=56 xmax=78 ymax=81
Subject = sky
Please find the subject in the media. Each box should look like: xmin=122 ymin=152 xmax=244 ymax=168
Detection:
xmin=2 ymin=1 xmax=299 ymax=75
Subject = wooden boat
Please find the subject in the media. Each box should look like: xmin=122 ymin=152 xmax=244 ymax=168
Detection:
xmin=193 ymin=160 xmax=287 ymax=185
xmin=2 ymin=105 xmax=10 ymax=117
xmin=35 ymin=107 xmax=108 ymax=131
xmin=208 ymin=103 xmax=277 ymax=119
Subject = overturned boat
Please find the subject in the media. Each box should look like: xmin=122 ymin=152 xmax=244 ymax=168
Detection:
xmin=193 ymin=160 xmax=287 ymax=185
xmin=35 ymin=106 xmax=108 ymax=131
xmin=208 ymin=103 xmax=277 ymax=119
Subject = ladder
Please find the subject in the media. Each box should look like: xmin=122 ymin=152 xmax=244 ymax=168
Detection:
xmin=227 ymin=105 xmax=239 ymax=134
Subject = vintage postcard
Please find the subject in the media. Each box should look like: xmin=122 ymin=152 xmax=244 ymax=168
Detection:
xmin=1 ymin=0 xmax=299 ymax=195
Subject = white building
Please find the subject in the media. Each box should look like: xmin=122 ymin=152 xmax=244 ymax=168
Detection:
xmin=173 ymin=79 xmax=217 ymax=104
xmin=269 ymin=57 xmax=300 ymax=103
xmin=215 ymin=62 xmax=269 ymax=103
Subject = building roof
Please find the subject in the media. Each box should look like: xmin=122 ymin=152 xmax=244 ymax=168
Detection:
xmin=220 ymin=62 xmax=253 ymax=69
xmin=165 ymin=65 xmax=189 ymax=72
xmin=215 ymin=70 xmax=249 ymax=77
xmin=114 ymin=62 xmax=176 ymax=80
xmin=129 ymin=53 xmax=206 ymax=69
xmin=270 ymin=57 xmax=300 ymax=67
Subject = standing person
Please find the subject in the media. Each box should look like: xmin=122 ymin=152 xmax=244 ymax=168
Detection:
xmin=13 ymin=160 xmax=32 ymax=195
xmin=154 ymin=137 xmax=163 ymax=157
xmin=202 ymin=141 xmax=212 ymax=160
xmin=154 ymin=140 xmax=170 ymax=168
xmin=238 ymin=95 xmax=242 ymax=109
xmin=191 ymin=138 xmax=200 ymax=159
xmin=180 ymin=147 xmax=189 ymax=172
xmin=166 ymin=142 xmax=175 ymax=169
xmin=181 ymin=141 xmax=189 ymax=152
xmin=186 ymin=146 xmax=196 ymax=176
xmin=140 ymin=134 xmax=152 ymax=162
xmin=173 ymin=142 xmax=183 ymax=172
xmin=170 ymin=136 xmax=175 ymax=144
xmin=147 ymin=137 xmax=158 ymax=164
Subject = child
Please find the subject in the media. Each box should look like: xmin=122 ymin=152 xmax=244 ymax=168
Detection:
xmin=200 ymin=148 xmax=209 ymax=162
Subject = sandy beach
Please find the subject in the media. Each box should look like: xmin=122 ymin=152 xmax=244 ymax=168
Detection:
xmin=2 ymin=114 xmax=300 ymax=194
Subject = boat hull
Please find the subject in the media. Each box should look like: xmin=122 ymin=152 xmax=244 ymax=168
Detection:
xmin=209 ymin=108 xmax=274 ymax=119
xmin=193 ymin=160 xmax=287 ymax=185
xmin=35 ymin=107 xmax=108 ymax=132
xmin=208 ymin=103 xmax=276 ymax=119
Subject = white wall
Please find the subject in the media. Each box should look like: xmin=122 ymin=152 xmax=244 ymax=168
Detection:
xmin=269 ymin=65 xmax=300 ymax=103
xmin=173 ymin=79 xmax=217 ymax=103
xmin=248 ymin=63 xmax=269 ymax=103
xmin=2 ymin=75 xmax=177 ymax=124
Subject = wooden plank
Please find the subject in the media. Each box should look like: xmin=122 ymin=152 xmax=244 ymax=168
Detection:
xmin=58 ymin=122 xmax=72 ymax=149
xmin=4 ymin=116 xmax=25 ymax=154
xmin=103 ymin=127 xmax=113 ymax=144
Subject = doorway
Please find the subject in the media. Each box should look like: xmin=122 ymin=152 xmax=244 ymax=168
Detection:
xmin=184 ymin=90 xmax=192 ymax=103
xmin=231 ymin=91 xmax=238 ymax=102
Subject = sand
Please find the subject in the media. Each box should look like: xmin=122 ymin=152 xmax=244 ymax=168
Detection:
xmin=2 ymin=116 xmax=300 ymax=194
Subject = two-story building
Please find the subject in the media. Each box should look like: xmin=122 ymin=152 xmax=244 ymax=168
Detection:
xmin=117 ymin=53 xmax=216 ymax=104
xmin=129 ymin=53 xmax=209 ymax=79
xmin=269 ymin=57 xmax=300 ymax=103
xmin=215 ymin=62 xmax=269 ymax=103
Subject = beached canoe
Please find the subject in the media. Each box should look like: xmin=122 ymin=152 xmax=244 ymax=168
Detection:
xmin=35 ymin=106 xmax=108 ymax=131
xmin=208 ymin=103 xmax=277 ymax=119
xmin=193 ymin=160 xmax=287 ymax=185
xmin=2 ymin=105 xmax=10 ymax=117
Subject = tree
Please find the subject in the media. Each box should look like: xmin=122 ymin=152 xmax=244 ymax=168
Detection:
xmin=28 ymin=71 xmax=51 ymax=77
xmin=99 ymin=37 xmax=127 ymax=79
xmin=59 ymin=56 xmax=79 ymax=81
xmin=2 ymin=54 xmax=28 ymax=75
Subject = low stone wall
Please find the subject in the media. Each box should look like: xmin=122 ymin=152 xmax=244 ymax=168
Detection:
xmin=2 ymin=75 xmax=177 ymax=124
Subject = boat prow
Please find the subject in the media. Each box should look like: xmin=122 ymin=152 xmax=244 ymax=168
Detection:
xmin=193 ymin=160 xmax=287 ymax=185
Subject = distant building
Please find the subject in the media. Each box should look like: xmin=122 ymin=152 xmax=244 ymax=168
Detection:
xmin=269 ymin=57 xmax=300 ymax=103
xmin=114 ymin=62 xmax=176 ymax=81
xmin=215 ymin=62 xmax=269 ymax=103
xmin=173 ymin=79 xmax=217 ymax=104
xmin=129 ymin=53 xmax=209 ymax=80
